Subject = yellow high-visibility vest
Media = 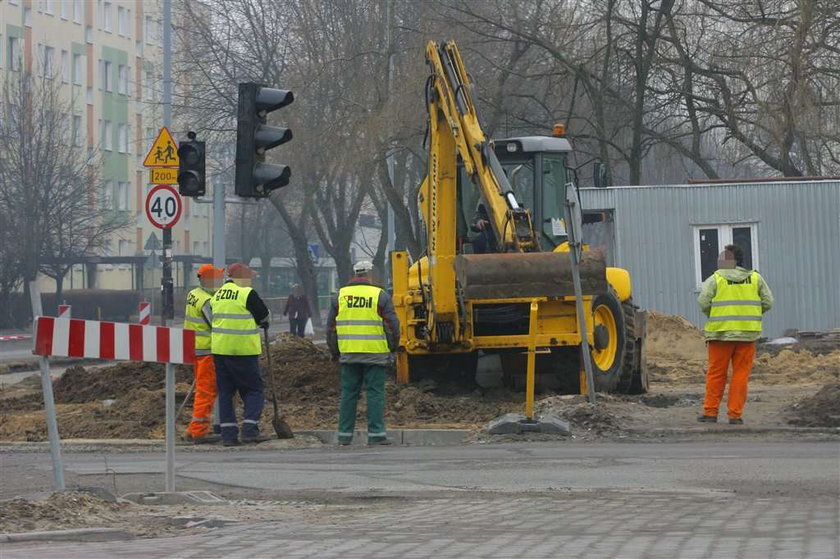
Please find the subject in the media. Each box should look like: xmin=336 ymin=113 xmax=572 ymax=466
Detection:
xmin=705 ymin=271 xmax=763 ymax=333
xmin=210 ymin=283 xmax=261 ymax=356
xmin=184 ymin=287 xmax=213 ymax=355
xmin=336 ymin=284 xmax=389 ymax=354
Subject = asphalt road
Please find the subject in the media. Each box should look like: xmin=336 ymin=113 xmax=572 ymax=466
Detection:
xmin=3 ymin=440 xmax=837 ymax=500
xmin=1 ymin=441 xmax=838 ymax=558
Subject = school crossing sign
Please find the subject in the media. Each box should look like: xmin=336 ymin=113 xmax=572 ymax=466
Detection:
xmin=143 ymin=127 xmax=179 ymax=168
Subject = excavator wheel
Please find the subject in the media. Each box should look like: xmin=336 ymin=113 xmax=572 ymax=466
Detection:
xmin=590 ymin=290 xmax=638 ymax=393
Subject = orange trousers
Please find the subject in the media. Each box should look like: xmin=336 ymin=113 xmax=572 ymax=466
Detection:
xmin=186 ymin=354 xmax=217 ymax=437
xmin=703 ymin=340 xmax=756 ymax=419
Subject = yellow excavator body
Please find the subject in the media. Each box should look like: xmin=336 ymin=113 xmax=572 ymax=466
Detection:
xmin=392 ymin=41 xmax=647 ymax=394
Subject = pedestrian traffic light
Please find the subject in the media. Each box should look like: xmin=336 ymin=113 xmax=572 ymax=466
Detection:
xmin=235 ymin=82 xmax=293 ymax=198
xmin=178 ymin=131 xmax=206 ymax=197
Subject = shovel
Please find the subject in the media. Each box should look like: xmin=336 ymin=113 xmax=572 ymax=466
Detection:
xmin=263 ymin=328 xmax=294 ymax=439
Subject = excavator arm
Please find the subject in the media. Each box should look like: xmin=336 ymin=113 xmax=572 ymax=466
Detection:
xmin=422 ymin=41 xmax=539 ymax=253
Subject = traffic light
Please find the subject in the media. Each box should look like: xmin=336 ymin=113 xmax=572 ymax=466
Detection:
xmin=235 ymin=82 xmax=293 ymax=198
xmin=177 ymin=131 xmax=206 ymax=197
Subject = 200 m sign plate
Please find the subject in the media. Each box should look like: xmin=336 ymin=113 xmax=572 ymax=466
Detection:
xmin=145 ymin=184 xmax=182 ymax=229
xmin=149 ymin=168 xmax=178 ymax=184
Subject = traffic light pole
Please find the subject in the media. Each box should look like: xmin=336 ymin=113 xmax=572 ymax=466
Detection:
xmin=162 ymin=0 xmax=175 ymax=494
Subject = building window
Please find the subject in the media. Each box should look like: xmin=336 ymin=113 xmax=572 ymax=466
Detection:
xmin=61 ymin=50 xmax=69 ymax=83
xmin=103 ymin=2 xmax=112 ymax=32
xmin=117 ymin=182 xmax=130 ymax=210
xmin=118 ymin=64 xmax=128 ymax=94
xmin=103 ymin=181 xmax=113 ymax=210
xmin=103 ymin=60 xmax=112 ymax=91
xmin=74 ymin=0 xmax=83 ymax=23
xmin=145 ymin=16 xmax=154 ymax=44
xmin=693 ymin=223 xmax=758 ymax=286
xmin=73 ymin=53 xmax=83 ymax=85
xmin=117 ymin=123 xmax=128 ymax=153
xmin=103 ymin=119 xmax=113 ymax=150
xmin=8 ymin=37 xmax=21 ymax=71
xmin=117 ymin=6 xmax=129 ymax=36
xmin=61 ymin=0 xmax=70 ymax=19
xmin=43 ymin=0 xmax=54 ymax=15
xmin=144 ymin=70 xmax=154 ymax=101
xmin=118 ymin=239 xmax=130 ymax=256
xmin=73 ymin=115 xmax=83 ymax=146
xmin=39 ymin=45 xmax=56 ymax=78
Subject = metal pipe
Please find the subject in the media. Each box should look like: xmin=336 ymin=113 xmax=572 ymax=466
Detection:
xmin=165 ymin=362 xmax=175 ymax=492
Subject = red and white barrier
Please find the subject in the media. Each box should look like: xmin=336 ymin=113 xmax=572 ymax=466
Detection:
xmin=138 ymin=301 xmax=151 ymax=325
xmin=0 ymin=335 xmax=30 ymax=342
xmin=33 ymin=317 xmax=195 ymax=364
xmin=58 ymin=304 xmax=71 ymax=319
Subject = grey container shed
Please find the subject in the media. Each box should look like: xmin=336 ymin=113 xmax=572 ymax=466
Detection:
xmin=579 ymin=180 xmax=840 ymax=338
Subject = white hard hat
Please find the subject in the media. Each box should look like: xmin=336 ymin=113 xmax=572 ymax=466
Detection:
xmin=353 ymin=260 xmax=374 ymax=274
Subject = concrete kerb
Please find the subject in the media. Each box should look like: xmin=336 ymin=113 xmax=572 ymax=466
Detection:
xmin=296 ymin=429 xmax=471 ymax=446
xmin=0 ymin=527 xmax=134 ymax=543
xmin=0 ymin=426 xmax=836 ymax=454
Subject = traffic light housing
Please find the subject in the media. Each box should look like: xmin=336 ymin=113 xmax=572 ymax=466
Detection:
xmin=177 ymin=132 xmax=206 ymax=197
xmin=235 ymin=82 xmax=293 ymax=198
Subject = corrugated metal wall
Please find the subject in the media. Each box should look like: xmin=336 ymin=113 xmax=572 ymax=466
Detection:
xmin=580 ymin=181 xmax=840 ymax=337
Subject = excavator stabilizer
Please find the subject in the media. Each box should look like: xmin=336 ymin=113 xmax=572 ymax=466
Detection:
xmin=455 ymin=252 xmax=608 ymax=300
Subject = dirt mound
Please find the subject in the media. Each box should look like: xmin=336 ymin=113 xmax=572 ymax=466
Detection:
xmin=752 ymin=350 xmax=840 ymax=385
xmin=786 ymin=383 xmax=840 ymax=427
xmin=644 ymin=312 xmax=839 ymax=387
xmin=535 ymin=394 xmax=623 ymax=434
xmin=645 ymin=312 xmax=707 ymax=384
xmin=0 ymin=492 xmax=126 ymax=533
xmin=53 ymin=362 xmax=191 ymax=403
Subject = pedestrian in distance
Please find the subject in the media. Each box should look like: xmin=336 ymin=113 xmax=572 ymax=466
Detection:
xmin=283 ymin=283 xmax=311 ymax=338
xmin=183 ymin=264 xmax=224 ymax=444
xmin=210 ymin=262 xmax=272 ymax=446
xmin=697 ymin=244 xmax=774 ymax=425
xmin=327 ymin=261 xmax=400 ymax=446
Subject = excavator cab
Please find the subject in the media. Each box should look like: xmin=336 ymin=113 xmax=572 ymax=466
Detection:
xmin=458 ymin=136 xmax=574 ymax=253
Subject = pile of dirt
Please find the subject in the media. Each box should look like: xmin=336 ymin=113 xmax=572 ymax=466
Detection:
xmin=0 ymin=492 xmax=126 ymax=533
xmin=786 ymin=383 xmax=840 ymax=427
xmin=535 ymin=394 xmax=625 ymax=434
xmin=53 ymin=362 xmax=192 ymax=403
xmin=261 ymin=335 xmax=521 ymax=429
xmin=0 ymin=362 xmax=193 ymax=441
xmin=645 ymin=312 xmax=708 ymax=384
xmin=752 ymin=350 xmax=840 ymax=385
xmin=644 ymin=311 xmax=839 ymax=387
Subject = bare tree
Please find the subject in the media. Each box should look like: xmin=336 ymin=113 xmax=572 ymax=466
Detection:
xmin=0 ymin=72 xmax=127 ymax=323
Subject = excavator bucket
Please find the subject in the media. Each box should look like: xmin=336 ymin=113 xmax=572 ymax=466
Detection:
xmin=454 ymin=252 xmax=608 ymax=300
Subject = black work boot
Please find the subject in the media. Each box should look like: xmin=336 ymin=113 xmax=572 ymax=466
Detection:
xmin=697 ymin=415 xmax=717 ymax=423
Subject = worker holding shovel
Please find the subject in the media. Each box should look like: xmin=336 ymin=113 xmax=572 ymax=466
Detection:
xmin=210 ymin=262 xmax=273 ymax=446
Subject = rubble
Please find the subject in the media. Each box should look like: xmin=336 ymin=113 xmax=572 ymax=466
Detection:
xmin=0 ymin=317 xmax=837 ymax=441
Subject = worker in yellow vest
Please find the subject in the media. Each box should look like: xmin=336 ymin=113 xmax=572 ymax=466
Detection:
xmin=697 ymin=244 xmax=773 ymax=424
xmin=183 ymin=264 xmax=224 ymax=443
xmin=210 ymin=262 xmax=272 ymax=446
xmin=327 ymin=261 xmax=400 ymax=446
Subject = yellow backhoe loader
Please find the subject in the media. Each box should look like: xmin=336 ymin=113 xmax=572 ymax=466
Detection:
xmin=391 ymin=41 xmax=647 ymax=394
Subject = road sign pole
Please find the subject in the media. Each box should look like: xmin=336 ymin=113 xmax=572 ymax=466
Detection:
xmin=29 ymin=282 xmax=65 ymax=491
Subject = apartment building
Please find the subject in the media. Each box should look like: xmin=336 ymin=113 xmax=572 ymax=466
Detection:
xmin=1 ymin=0 xmax=213 ymax=293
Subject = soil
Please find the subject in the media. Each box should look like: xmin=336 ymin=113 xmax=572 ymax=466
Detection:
xmin=1 ymin=319 xmax=838 ymax=442
xmin=0 ymin=490 xmax=358 ymax=538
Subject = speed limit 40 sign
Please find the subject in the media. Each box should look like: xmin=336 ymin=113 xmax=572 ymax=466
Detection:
xmin=145 ymin=184 xmax=183 ymax=229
